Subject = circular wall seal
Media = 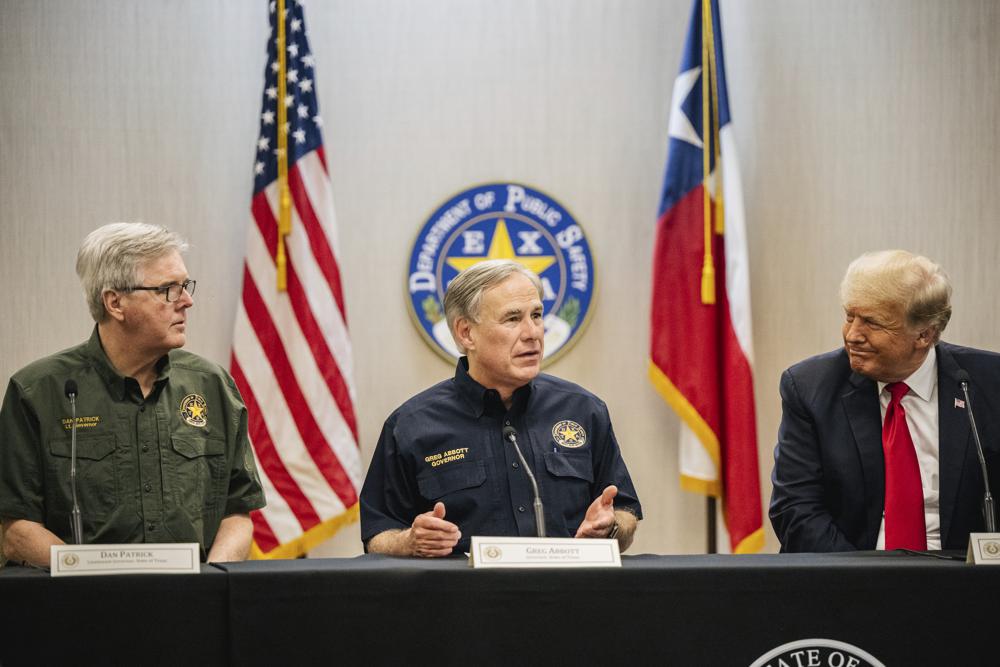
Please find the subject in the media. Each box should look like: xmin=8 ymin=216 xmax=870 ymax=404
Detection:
xmin=749 ymin=639 xmax=885 ymax=667
xmin=406 ymin=182 xmax=595 ymax=365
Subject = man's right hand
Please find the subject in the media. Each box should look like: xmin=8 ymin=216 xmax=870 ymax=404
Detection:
xmin=405 ymin=502 xmax=461 ymax=557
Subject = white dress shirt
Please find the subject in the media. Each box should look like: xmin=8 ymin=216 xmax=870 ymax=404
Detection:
xmin=876 ymin=346 xmax=940 ymax=550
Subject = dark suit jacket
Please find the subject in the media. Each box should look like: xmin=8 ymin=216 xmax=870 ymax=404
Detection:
xmin=769 ymin=342 xmax=1000 ymax=552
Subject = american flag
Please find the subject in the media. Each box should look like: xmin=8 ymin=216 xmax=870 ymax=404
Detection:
xmin=232 ymin=0 xmax=362 ymax=559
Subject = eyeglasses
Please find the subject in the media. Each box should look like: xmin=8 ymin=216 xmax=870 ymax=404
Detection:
xmin=125 ymin=279 xmax=197 ymax=303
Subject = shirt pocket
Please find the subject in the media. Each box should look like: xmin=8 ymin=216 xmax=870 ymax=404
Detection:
xmin=416 ymin=459 xmax=487 ymax=500
xmin=542 ymin=450 xmax=594 ymax=483
xmin=542 ymin=450 xmax=594 ymax=528
xmin=48 ymin=434 xmax=118 ymax=518
xmin=168 ymin=435 xmax=227 ymax=514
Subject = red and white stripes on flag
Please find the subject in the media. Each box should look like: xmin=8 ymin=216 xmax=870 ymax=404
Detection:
xmin=233 ymin=0 xmax=362 ymax=559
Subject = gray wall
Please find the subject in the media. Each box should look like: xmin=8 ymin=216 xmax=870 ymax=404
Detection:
xmin=1 ymin=0 xmax=998 ymax=557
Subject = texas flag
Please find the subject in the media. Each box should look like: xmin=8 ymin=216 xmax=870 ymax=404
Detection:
xmin=648 ymin=0 xmax=763 ymax=553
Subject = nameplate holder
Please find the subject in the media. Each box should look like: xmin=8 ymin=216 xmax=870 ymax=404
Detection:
xmin=469 ymin=536 xmax=620 ymax=568
xmin=51 ymin=543 xmax=200 ymax=576
xmin=966 ymin=533 xmax=1000 ymax=565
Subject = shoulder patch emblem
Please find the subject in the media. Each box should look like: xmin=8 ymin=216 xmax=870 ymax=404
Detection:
xmin=552 ymin=420 xmax=587 ymax=448
xmin=180 ymin=394 xmax=208 ymax=428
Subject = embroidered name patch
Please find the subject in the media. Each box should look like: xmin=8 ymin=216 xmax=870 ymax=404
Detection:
xmin=424 ymin=448 xmax=470 ymax=468
xmin=61 ymin=416 xmax=101 ymax=430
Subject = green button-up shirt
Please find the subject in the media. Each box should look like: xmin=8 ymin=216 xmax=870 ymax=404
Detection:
xmin=0 ymin=327 xmax=265 ymax=559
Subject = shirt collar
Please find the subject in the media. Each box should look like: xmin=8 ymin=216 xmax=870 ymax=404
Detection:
xmin=453 ymin=357 xmax=533 ymax=417
xmin=84 ymin=325 xmax=172 ymax=401
xmin=877 ymin=345 xmax=937 ymax=401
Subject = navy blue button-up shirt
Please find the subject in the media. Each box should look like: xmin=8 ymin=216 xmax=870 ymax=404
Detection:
xmin=360 ymin=358 xmax=641 ymax=553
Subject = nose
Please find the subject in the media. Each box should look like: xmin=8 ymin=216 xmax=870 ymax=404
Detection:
xmin=178 ymin=287 xmax=194 ymax=309
xmin=843 ymin=319 xmax=865 ymax=343
xmin=521 ymin=316 xmax=542 ymax=341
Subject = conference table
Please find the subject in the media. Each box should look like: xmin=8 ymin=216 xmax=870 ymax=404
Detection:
xmin=1 ymin=551 xmax=994 ymax=665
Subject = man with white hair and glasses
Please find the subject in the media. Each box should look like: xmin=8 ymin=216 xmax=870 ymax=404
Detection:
xmin=361 ymin=259 xmax=641 ymax=557
xmin=0 ymin=223 xmax=264 ymax=567
xmin=770 ymin=250 xmax=1000 ymax=553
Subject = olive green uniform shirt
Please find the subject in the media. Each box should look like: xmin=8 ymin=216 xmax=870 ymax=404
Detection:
xmin=0 ymin=327 xmax=265 ymax=559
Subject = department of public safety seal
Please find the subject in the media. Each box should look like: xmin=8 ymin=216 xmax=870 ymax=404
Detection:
xmin=406 ymin=183 xmax=595 ymax=365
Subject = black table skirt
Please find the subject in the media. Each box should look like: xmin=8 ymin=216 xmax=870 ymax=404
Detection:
xmin=2 ymin=551 xmax=995 ymax=666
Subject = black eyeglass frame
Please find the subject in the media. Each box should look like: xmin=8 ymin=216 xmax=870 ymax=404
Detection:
xmin=124 ymin=279 xmax=197 ymax=303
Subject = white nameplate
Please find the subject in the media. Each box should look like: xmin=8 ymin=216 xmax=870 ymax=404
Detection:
xmin=966 ymin=533 xmax=1000 ymax=565
xmin=469 ymin=536 xmax=621 ymax=568
xmin=50 ymin=543 xmax=200 ymax=576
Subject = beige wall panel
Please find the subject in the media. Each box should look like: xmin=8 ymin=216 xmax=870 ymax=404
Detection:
xmin=1 ymin=1 xmax=998 ymax=557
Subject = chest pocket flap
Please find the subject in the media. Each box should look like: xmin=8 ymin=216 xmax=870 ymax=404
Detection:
xmin=172 ymin=435 xmax=225 ymax=459
xmin=50 ymin=434 xmax=115 ymax=461
xmin=417 ymin=459 xmax=487 ymax=499
xmin=543 ymin=450 xmax=594 ymax=483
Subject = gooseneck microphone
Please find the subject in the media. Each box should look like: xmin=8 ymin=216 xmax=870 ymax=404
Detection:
xmin=956 ymin=370 xmax=997 ymax=532
xmin=502 ymin=426 xmax=546 ymax=537
xmin=64 ymin=379 xmax=83 ymax=545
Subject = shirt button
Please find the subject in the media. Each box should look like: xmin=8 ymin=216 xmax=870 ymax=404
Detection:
xmin=139 ymin=406 xmax=145 ymax=412
xmin=504 ymin=420 xmax=510 ymax=426
xmin=147 ymin=523 xmax=156 ymax=532
xmin=518 ymin=506 xmax=526 ymax=513
xmin=512 ymin=462 xmax=519 ymax=469
xmin=141 ymin=444 xmax=149 ymax=453
xmin=144 ymin=483 xmax=152 ymax=492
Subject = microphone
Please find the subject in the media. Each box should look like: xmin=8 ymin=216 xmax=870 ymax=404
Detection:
xmin=502 ymin=426 xmax=546 ymax=537
xmin=64 ymin=380 xmax=83 ymax=545
xmin=956 ymin=370 xmax=997 ymax=532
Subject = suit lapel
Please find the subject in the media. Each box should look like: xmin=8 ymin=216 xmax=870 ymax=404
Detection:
xmin=937 ymin=344 xmax=971 ymax=547
xmin=842 ymin=371 xmax=884 ymax=547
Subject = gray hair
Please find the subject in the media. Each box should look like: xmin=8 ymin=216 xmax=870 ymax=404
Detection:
xmin=840 ymin=249 xmax=952 ymax=341
xmin=76 ymin=222 xmax=189 ymax=322
xmin=443 ymin=259 xmax=543 ymax=353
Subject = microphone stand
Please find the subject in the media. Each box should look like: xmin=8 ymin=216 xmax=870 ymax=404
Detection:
xmin=503 ymin=427 xmax=546 ymax=537
xmin=959 ymin=378 xmax=997 ymax=532
xmin=67 ymin=387 xmax=83 ymax=545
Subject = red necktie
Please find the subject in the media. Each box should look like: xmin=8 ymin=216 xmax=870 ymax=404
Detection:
xmin=882 ymin=382 xmax=927 ymax=550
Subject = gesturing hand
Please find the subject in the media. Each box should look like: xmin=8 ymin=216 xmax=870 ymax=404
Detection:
xmin=574 ymin=485 xmax=618 ymax=538
xmin=407 ymin=502 xmax=461 ymax=557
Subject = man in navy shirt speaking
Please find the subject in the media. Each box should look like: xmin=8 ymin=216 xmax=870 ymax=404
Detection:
xmin=360 ymin=260 xmax=641 ymax=556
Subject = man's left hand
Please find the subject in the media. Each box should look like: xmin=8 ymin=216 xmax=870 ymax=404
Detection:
xmin=575 ymin=485 xmax=618 ymax=538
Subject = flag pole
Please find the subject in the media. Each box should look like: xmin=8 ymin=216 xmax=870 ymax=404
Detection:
xmin=698 ymin=0 xmax=715 ymax=306
xmin=707 ymin=497 xmax=717 ymax=553
xmin=275 ymin=0 xmax=291 ymax=291
xmin=702 ymin=0 xmax=718 ymax=554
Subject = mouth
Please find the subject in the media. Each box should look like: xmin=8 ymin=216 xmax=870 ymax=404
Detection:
xmin=515 ymin=350 xmax=541 ymax=362
xmin=846 ymin=347 xmax=874 ymax=358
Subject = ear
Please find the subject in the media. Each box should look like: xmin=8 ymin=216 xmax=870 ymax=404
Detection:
xmin=454 ymin=316 xmax=476 ymax=352
xmin=914 ymin=327 xmax=935 ymax=350
xmin=102 ymin=289 xmax=127 ymax=323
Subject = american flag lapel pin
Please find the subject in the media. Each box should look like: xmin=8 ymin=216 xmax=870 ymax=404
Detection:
xmin=955 ymin=397 xmax=966 ymax=409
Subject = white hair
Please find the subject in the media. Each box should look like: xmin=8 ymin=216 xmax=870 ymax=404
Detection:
xmin=840 ymin=249 xmax=952 ymax=341
xmin=443 ymin=260 xmax=543 ymax=353
xmin=76 ymin=222 xmax=189 ymax=322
